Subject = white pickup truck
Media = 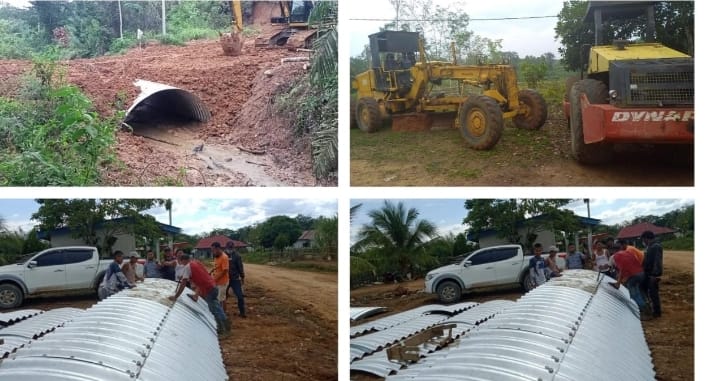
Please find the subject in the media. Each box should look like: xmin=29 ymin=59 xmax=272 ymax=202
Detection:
xmin=424 ymin=244 xmax=566 ymax=303
xmin=0 ymin=246 xmax=114 ymax=309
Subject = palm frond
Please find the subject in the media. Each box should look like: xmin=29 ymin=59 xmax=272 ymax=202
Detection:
xmin=311 ymin=125 xmax=337 ymax=179
xmin=311 ymin=26 xmax=337 ymax=87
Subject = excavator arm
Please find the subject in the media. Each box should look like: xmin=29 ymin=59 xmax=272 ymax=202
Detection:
xmin=220 ymin=0 xmax=244 ymax=56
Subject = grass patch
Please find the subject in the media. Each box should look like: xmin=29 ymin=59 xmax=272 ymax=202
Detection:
xmin=279 ymin=261 xmax=338 ymax=273
xmin=0 ymin=51 xmax=119 ymax=185
xmin=662 ymin=235 xmax=694 ymax=251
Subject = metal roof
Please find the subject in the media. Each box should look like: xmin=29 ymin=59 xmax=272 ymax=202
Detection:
xmin=125 ymin=79 xmax=211 ymax=123
xmin=367 ymin=270 xmax=654 ymax=381
xmin=0 ymin=278 xmax=227 ymax=381
xmin=0 ymin=309 xmax=42 ymax=327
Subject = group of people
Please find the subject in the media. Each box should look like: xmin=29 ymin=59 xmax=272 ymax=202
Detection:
xmin=98 ymin=241 xmax=247 ymax=337
xmin=528 ymin=231 xmax=663 ymax=320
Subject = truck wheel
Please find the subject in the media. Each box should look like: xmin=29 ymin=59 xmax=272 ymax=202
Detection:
xmin=436 ymin=281 xmax=461 ymax=304
xmin=522 ymin=273 xmax=533 ymax=292
xmin=570 ymin=79 xmax=613 ymax=164
xmin=0 ymin=284 xmax=23 ymax=309
xmin=356 ymin=97 xmax=382 ymax=133
xmin=459 ymin=95 xmax=504 ymax=150
xmin=513 ymin=89 xmax=547 ymax=130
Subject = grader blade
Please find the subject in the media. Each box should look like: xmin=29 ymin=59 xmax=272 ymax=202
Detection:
xmin=391 ymin=113 xmax=432 ymax=132
xmin=220 ymin=32 xmax=243 ymax=56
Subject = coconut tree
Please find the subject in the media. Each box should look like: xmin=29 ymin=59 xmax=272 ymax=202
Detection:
xmin=353 ymin=200 xmax=438 ymax=278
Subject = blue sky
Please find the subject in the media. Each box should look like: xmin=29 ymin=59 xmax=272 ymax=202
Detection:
xmin=347 ymin=0 xmax=564 ymax=57
xmin=349 ymin=198 xmax=694 ymax=243
xmin=0 ymin=199 xmax=337 ymax=235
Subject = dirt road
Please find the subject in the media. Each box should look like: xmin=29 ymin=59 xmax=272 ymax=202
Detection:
xmin=5 ymin=264 xmax=338 ymax=381
xmin=350 ymin=106 xmax=693 ymax=186
xmin=0 ymin=38 xmax=321 ymax=186
xmin=351 ymin=250 xmax=694 ymax=380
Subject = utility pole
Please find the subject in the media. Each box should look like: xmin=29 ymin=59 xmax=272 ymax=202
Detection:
xmin=118 ymin=0 xmax=123 ymax=39
xmin=162 ymin=0 xmax=166 ymax=35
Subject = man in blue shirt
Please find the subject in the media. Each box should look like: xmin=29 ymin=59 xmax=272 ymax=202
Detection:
xmin=565 ymin=243 xmax=586 ymax=269
xmin=143 ymin=250 xmax=161 ymax=278
xmin=528 ymin=243 xmax=547 ymax=289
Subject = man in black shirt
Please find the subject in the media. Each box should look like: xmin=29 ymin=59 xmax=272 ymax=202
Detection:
xmin=641 ymin=231 xmax=663 ymax=318
xmin=225 ymin=241 xmax=247 ymax=318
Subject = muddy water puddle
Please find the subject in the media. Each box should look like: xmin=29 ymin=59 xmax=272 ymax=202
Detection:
xmin=129 ymin=122 xmax=285 ymax=186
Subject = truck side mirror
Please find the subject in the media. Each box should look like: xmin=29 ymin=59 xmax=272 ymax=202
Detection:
xmin=464 ymin=260 xmax=472 ymax=267
xmin=27 ymin=261 xmax=38 ymax=268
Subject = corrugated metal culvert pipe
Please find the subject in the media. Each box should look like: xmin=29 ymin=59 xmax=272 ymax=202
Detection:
xmin=351 ymin=270 xmax=655 ymax=381
xmin=124 ymin=80 xmax=211 ymax=125
xmin=0 ymin=278 xmax=228 ymax=381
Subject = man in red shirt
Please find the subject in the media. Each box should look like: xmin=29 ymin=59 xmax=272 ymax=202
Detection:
xmin=609 ymin=249 xmax=650 ymax=320
xmin=169 ymin=254 xmax=231 ymax=336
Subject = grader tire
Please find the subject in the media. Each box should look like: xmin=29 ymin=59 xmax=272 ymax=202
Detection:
xmin=513 ymin=89 xmax=548 ymax=130
xmin=350 ymin=99 xmax=357 ymax=128
xmin=569 ymin=79 xmax=613 ymax=164
xmin=356 ymin=97 xmax=382 ymax=133
xmin=459 ymin=95 xmax=504 ymax=150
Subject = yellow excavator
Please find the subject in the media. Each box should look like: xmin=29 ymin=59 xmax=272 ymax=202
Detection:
xmin=220 ymin=1 xmax=244 ymax=56
xmin=220 ymin=1 xmax=321 ymax=56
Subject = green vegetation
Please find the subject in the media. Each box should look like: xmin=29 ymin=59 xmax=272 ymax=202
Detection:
xmin=0 ymin=53 xmax=118 ymax=186
xmin=661 ymin=234 xmax=693 ymax=251
xmin=555 ymin=1 xmax=693 ymax=71
xmin=0 ymin=1 xmax=232 ymax=59
xmin=276 ymin=2 xmax=338 ymax=182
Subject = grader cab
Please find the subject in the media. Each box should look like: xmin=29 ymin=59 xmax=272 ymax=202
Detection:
xmin=352 ymin=31 xmax=547 ymax=150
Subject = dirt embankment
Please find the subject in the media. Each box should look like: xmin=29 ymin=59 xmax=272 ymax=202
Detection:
xmin=351 ymin=251 xmax=694 ymax=381
xmin=0 ymin=37 xmax=321 ymax=186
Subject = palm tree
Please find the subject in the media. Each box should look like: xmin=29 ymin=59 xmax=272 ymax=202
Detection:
xmin=354 ymin=200 xmax=438 ymax=277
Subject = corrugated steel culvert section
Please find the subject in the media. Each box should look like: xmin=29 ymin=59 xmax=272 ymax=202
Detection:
xmin=125 ymin=79 xmax=211 ymax=124
xmin=0 ymin=308 xmax=83 ymax=359
xmin=0 ymin=309 xmax=42 ymax=327
xmin=0 ymin=278 xmax=227 ymax=381
xmin=356 ymin=271 xmax=655 ymax=381
xmin=351 ymin=300 xmax=515 ymax=377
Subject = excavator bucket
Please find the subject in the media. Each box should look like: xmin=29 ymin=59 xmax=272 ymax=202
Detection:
xmin=220 ymin=32 xmax=243 ymax=56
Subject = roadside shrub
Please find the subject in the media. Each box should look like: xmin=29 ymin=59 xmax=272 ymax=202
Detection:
xmin=0 ymin=56 xmax=118 ymax=186
xmin=109 ymin=37 xmax=137 ymax=54
xmin=176 ymin=27 xmax=218 ymax=42
xmin=661 ymin=234 xmax=694 ymax=250
xmin=156 ymin=33 xmax=185 ymax=46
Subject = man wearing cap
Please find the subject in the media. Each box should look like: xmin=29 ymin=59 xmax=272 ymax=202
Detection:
xmin=545 ymin=246 xmax=563 ymax=278
xmin=169 ymin=254 xmax=231 ymax=337
xmin=641 ymin=231 xmax=663 ymax=318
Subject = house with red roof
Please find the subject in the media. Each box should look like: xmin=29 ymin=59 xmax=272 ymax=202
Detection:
xmin=616 ymin=222 xmax=676 ymax=240
xmin=194 ymin=235 xmax=249 ymax=258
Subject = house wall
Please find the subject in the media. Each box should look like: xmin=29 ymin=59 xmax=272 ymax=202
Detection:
xmin=50 ymin=230 xmax=137 ymax=257
xmin=292 ymin=239 xmax=311 ymax=249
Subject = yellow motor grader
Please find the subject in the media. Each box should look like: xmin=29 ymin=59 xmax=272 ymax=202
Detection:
xmin=351 ymin=31 xmax=547 ymax=150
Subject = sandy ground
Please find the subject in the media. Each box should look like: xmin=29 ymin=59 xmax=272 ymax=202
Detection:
xmin=350 ymin=250 xmax=694 ymax=381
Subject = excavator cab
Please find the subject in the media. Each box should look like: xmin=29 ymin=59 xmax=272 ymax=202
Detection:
xmin=368 ymin=31 xmax=418 ymax=96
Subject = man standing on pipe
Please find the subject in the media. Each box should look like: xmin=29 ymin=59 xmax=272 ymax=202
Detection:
xmin=169 ymin=254 xmax=232 ymax=337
